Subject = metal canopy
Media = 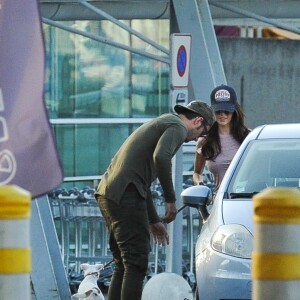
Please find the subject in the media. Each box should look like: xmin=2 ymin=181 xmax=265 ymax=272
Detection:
xmin=39 ymin=0 xmax=300 ymax=25
xmin=39 ymin=0 xmax=170 ymax=20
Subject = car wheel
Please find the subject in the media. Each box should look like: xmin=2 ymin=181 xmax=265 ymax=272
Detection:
xmin=194 ymin=286 xmax=199 ymax=300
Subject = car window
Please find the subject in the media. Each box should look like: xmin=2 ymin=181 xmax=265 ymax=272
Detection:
xmin=228 ymin=139 xmax=300 ymax=196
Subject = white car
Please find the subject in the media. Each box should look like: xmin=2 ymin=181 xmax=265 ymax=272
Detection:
xmin=181 ymin=123 xmax=300 ymax=300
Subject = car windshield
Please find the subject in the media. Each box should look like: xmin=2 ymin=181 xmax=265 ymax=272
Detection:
xmin=228 ymin=139 xmax=300 ymax=198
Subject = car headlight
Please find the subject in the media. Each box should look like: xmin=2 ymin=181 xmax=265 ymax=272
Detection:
xmin=211 ymin=224 xmax=253 ymax=258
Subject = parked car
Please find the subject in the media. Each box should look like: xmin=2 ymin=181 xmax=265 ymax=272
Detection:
xmin=181 ymin=123 xmax=300 ymax=300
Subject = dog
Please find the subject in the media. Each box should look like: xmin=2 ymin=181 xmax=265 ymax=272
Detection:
xmin=72 ymin=263 xmax=105 ymax=300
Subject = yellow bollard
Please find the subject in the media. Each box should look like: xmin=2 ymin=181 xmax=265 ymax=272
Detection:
xmin=0 ymin=185 xmax=31 ymax=300
xmin=252 ymin=187 xmax=300 ymax=299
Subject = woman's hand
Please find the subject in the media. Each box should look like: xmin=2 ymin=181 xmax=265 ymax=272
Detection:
xmin=193 ymin=172 xmax=204 ymax=185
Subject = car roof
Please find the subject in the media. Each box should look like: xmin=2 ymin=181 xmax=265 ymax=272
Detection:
xmin=249 ymin=123 xmax=300 ymax=140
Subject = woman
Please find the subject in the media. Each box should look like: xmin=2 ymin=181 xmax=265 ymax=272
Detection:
xmin=193 ymin=84 xmax=250 ymax=196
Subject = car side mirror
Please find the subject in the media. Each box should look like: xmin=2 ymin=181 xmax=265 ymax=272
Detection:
xmin=181 ymin=185 xmax=212 ymax=221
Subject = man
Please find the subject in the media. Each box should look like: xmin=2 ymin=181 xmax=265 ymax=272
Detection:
xmin=95 ymin=101 xmax=214 ymax=300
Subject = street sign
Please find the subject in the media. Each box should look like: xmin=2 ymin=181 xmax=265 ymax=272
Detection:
xmin=170 ymin=88 xmax=188 ymax=111
xmin=170 ymin=33 xmax=192 ymax=88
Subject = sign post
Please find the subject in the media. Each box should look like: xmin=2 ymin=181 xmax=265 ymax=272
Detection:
xmin=167 ymin=33 xmax=192 ymax=276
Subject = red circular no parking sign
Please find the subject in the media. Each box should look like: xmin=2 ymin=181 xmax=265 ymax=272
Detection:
xmin=177 ymin=45 xmax=187 ymax=77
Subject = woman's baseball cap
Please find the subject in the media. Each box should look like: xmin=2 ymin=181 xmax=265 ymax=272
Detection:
xmin=210 ymin=84 xmax=237 ymax=113
xmin=174 ymin=100 xmax=215 ymax=127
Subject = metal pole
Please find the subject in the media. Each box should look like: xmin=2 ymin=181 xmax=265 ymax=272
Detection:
xmin=79 ymin=0 xmax=169 ymax=55
xmin=42 ymin=18 xmax=170 ymax=64
xmin=166 ymin=148 xmax=183 ymax=275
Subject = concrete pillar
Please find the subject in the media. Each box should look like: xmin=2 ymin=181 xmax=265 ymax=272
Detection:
xmin=0 ymin=185 xmax=31 ymax=300
xmin=253 ymin=187 xmax=300 ymax=299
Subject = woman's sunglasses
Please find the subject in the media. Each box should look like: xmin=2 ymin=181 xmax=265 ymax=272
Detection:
xmin=215 ymin=110 xmax=232 ymax=115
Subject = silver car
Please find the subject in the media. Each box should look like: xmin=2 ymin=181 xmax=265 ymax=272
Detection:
xmin=181 ymin=123 xmax=300 ymax=300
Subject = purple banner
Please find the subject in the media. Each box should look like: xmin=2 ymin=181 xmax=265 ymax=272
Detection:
xmin=0 ymin=0 xmax=63 ymax=197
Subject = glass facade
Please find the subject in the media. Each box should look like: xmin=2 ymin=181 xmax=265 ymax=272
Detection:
xmin=44 ymin=19 xmax=170 ymax=187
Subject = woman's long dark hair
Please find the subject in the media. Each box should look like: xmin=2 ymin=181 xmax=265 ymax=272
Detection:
xmin=201 ymin=103 xmax=250 ymax=160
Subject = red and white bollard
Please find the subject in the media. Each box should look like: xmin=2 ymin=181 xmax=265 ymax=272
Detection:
xmin=253 ymin=187 xmax=300 ymax=299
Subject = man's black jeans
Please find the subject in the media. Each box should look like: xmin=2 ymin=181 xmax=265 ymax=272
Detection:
xmin=98 ymin=186 xmax=151 ymax=300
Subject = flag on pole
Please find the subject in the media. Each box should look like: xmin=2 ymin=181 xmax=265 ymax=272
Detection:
xmin=0 ymin=0 xmax=63 ymax=198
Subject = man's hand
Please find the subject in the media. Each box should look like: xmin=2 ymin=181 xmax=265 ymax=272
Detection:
xmin=161 ymin=202 xmax=177 ymax=224
xmin=150 ymin=222 xmax=169 ymax=245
